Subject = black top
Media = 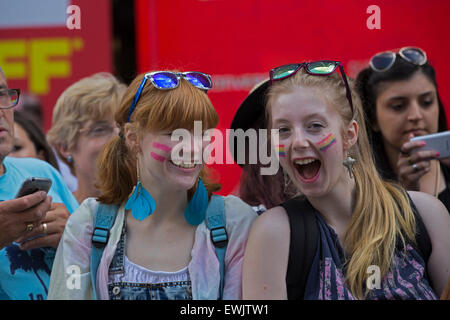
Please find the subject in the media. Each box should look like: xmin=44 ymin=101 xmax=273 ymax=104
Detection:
xmin=281 ymin=194 xmax=432 ymax=300
xmin=438 ymin=164 xmax=450 ymax=214
xmin=376 ymin=153 xmax=450 ymax=215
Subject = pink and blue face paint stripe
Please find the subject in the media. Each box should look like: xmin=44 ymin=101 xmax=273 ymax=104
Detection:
xmin=317 ymin=133 xmax=336 ymax=152
xmin=150 ymin=142 xmax=171 ymax=162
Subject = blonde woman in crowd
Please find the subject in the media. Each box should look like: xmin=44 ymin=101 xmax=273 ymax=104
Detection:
xmin=47 ymin=73 xmax=126 ymax=204
xmin=242 ymin=61 xmax=450 ymax=299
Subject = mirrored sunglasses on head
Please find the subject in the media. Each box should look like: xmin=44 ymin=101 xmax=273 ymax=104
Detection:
xmin=146 ymin=71 xmax=212 ymax=91
xmin=369 ymin=47 xmax=427 ymax=72
xmin=269 ymin=60 xmax=354 ymax=115
xmin=127 ymin=71 xmax=213 ymax=122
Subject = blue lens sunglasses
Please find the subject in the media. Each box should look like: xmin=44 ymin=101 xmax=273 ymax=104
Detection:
xmin=127 ymin=71 xmax=213 ymax=122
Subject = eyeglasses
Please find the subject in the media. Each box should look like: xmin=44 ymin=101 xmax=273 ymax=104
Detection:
xmin=79 ymin=122 xmax=119 ymax=137
xmin=270 ymin=60 xmax=354 ymax=115
xmin=127 ymin=71 xmax=213 ymax=122
xmin=0 ymin=88 xmax=20 ymax=109
xmin=369 ymin=47 xmax=427 ymax=72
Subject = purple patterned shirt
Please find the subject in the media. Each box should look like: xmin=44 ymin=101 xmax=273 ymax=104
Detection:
xmin=304 ymin=213 xmax=437 ymax=300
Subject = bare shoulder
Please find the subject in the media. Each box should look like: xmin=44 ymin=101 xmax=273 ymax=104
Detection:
xmin=243 ymin=205 xmax=291 ymax=299
xmin=407 ymin=191 xmax=450 ymax=243
xmin=407 ymin=190 xmax=450 ymax=296
xmin=250 ymin=206 xmax=290 ymax=243
xmin=246 ymin=206 xmax=291 ymax=259
xmin=407 ymin=191 xmax=449 ymax=223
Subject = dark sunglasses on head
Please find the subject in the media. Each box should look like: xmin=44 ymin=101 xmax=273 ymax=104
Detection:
xmin=369 ymin=47 xmax=427 ymax=72
xmin=270 ymin=60 xmax=354 ymax=115
xmin=127 ymin=71 xmax=213 ymax=122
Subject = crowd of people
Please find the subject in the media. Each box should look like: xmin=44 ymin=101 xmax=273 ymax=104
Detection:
xmin=0 ymin=46 xmax=449 ymax=300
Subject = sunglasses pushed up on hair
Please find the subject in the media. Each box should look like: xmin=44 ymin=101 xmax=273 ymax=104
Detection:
xmin=269 ymin=60 xmax=354 ymax=115
xmin=127 ymin=71 xmax=213 ymax=122
xmin=369 ymin=47 xmax=427 ymax=72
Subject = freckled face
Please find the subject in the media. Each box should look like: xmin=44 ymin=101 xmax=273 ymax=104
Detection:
xmin=270 ymin=86 xmax=348 ymax=197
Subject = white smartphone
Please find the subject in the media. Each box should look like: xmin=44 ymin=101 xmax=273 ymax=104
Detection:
xmin=410 ymin=131 xmax=450 ymax=159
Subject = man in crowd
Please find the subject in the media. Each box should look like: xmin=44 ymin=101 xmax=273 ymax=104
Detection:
xmin=0 ymin=66 xmax=78 ymax=299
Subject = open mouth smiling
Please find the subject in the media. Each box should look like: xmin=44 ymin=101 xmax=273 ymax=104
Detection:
xmin=168 ymin=159 xmax=199 ymax=170
xmin=293 ymin=157 xmax=321 ymax=183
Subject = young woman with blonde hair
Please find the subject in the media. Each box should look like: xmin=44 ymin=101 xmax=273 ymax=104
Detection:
xmin=48 ymin=71 xmax=256 ymax=300
xmin=242 ymin=61 xmax=450 ymax=299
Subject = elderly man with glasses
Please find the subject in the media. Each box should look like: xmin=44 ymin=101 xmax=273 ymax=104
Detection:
xmin=0 ymin=66 xmax=78 ymax=300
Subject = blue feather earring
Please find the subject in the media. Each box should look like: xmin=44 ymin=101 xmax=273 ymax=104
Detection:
xmin=125 ymin=158 xmax=156 ymax=221
xmin=184 ymin=178 xmax=209 ymax=226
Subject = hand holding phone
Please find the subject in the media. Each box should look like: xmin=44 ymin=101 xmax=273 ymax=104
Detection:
xmin=15 ymin=177 xmax=52 ymax=198
xmin=0 ymin=184 xmax=51 ymax=249
xmin=410 ymin=131 xmax=450 ymax=159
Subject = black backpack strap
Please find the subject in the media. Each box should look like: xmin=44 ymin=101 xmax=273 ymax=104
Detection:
xmin=281 ymin=196 xmax=319 ymax=300
xmin=406 ymin=195 xmax=432 ymax=263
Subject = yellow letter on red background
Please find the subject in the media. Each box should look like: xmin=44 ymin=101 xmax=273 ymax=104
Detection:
xmin=0 ymin=40 xmax=26 ymax=79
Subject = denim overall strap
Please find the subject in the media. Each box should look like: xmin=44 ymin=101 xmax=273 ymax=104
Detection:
xmin=205 ymin=195 xmax=227 ymax=300
xmin=107 ymin=219 xmax=192 ymax=300
xmin=91 ymin=203 xmax=119 ymax=300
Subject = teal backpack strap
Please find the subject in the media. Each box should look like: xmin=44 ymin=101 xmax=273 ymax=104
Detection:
xmin=90 ymin=203 xmax=119 ymax=300
xmin=205 ymin=195 xmax=227 ymax=300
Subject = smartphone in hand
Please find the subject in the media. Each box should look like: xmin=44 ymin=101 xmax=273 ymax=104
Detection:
xmin=15 ymin=177 xmax=52 ymax=198
xmin=410 ymin=131 xmax=450 ymax=159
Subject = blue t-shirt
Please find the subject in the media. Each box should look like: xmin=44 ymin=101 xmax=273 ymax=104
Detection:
xmin=0 ymin=157 xmax=79 ymax=300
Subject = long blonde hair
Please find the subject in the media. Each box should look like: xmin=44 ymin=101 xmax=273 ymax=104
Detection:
xmin=266 ymin=69 xmax=417 ymax=299
xmin=96 ymin=72 xmax=221 ymax=204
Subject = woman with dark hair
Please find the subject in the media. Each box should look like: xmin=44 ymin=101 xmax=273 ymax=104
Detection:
xmin=230 ymin=80 xmax=296 ymax=213
xmin=355 ymin=47 xmax=450 ymax=213
xmin=11 ymin=111 xmax=59 ymax=170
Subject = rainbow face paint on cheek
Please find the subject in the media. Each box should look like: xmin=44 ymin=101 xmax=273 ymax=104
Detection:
xmin=276 ymin=144 xmax=286 ymax=157
xmin=317 ymin=133 xmax=337 ymax=151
